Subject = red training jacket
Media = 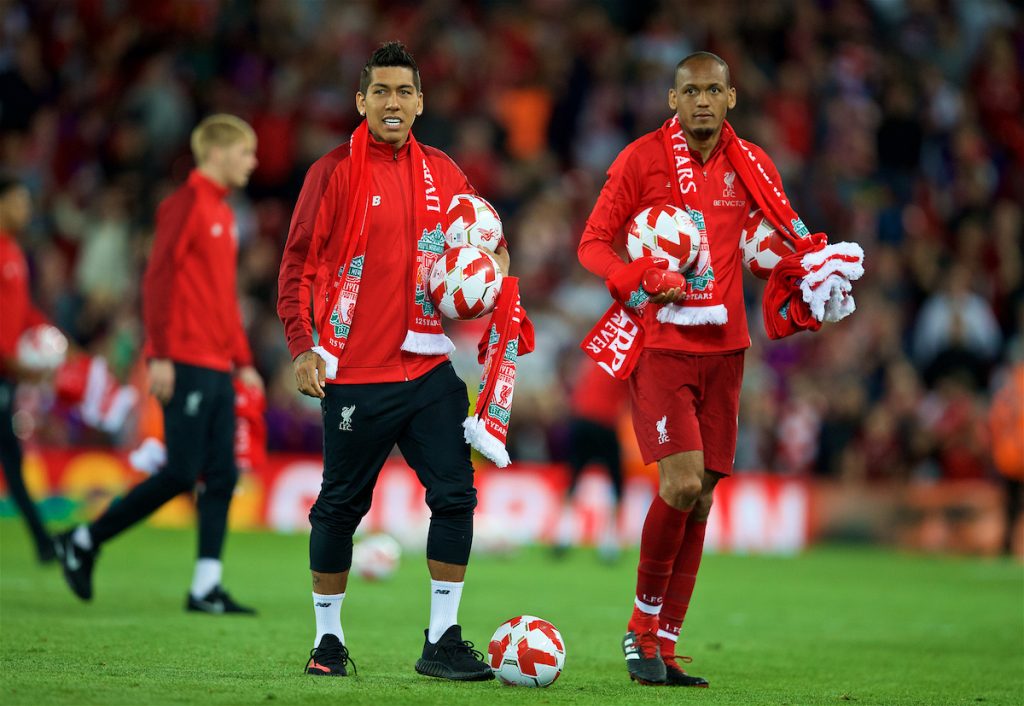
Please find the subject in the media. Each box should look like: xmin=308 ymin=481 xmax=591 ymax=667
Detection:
xmin=570 ymin=358 xmax=629 ymax=428
xmin=142 ymin=170 xmax=252 ymax=372
xmin=278 ymin=134 xmax=499 ymax=384
xmin=578 ymin=124 xmax=787 ymax=354
xmin=0 ymin=231 xmax=47 ymax=378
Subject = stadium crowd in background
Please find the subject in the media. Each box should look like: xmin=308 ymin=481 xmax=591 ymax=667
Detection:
xmin=1 ymin=0 xmax=1021 ymax=490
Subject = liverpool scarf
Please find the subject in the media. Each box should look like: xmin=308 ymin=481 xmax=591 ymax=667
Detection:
xmin=720 ymin=121 xmax=864 ymax=337
xmin=659 ymin=115 xmax=728 ymax=326
xmin=582 ymin=117 xmax=864 ymax=378
xmin=578 ymin=257 xmax=664 ymax=380
xmin=313 ymin=121 xmax=453 ymax=379
xmin=463 ymin=277 xmax=535 ymax=468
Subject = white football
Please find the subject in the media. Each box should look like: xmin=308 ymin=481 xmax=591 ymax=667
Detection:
xmin=741 ymin=210 xmax=795 ymax=279
xmin=16 ymin=324 xmax=68 ymax=372
xmin=351 ymin=533 xmax=401 ymax=581
xmin=445 ymin=194 xmax=503 ymax=251
xmin=626 ymin=205 xmax=701 ymax=273
xmin=428 ymin=246 xmax=503 ymax=320
xmin=488 ymin=615 xmax=566 ymax=687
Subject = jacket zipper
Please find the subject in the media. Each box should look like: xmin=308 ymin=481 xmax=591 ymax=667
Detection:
xmin=397 ymin=150 xmax=410 ymax=381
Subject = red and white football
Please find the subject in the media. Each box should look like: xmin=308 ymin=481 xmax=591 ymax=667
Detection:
xmin=741 ymin=210 xmax=795 ymax=279
xmin=626 ymin=205 xmax=700 ymax=273
xmin=16 ymin=324 xmax=68 ymax=372
xmin=488 ymin=615 xmax=565 ymax=687
xmin=444 ymin=194 xmax=503 ymax=252
xmin=428 ymin=246 xmax=503 ymax=320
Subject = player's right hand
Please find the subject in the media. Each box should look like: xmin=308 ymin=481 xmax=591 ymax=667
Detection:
xmin=148 ymin=358 xmax=175 ymax=404
xmin=649 ymin=287 xmax=687 ymax=304
xmin=643 ymin=268 xmax=690 ymax=304
xmin=293 ymin=350 xmax=326 ymax=399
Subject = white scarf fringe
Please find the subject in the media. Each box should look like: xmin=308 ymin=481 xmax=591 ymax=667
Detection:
xmin=657 ymin=303 xmax=729 ymax=326
xmin=401 ymin=330 xmax=456 ymax=355
xmin=463 ymin=417 xmax=511 ymax=468
xmin=797 ymin=241 xmax=865 ymax=323
xmin=311 ymin=346 xmax=340 ymax=380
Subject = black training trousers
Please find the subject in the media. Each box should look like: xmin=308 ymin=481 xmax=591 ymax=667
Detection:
xmin=566 ymin=417 xmax=624 ymax=503
xmin=89 ymin=363 xmax=237 ymax=559
xmin=0 ymin=378 xmax=51 ymax=554
xmin=309 ymin=362 xmax=477 ymax=573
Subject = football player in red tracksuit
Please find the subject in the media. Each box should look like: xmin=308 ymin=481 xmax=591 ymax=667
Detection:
xmin=0 ymin=176 xmax=57 ymax=563
xmin=278 ymin=42 xmax=510 ymax=680
xmin=554 ymin=359 xmax=629 ymax=560
xmin=57 ymin=115 xmax=264 ymax=615
xmin=578 ymin=52 xmax=791 ymax=687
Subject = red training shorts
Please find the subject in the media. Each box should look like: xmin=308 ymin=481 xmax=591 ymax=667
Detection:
xmin=628 ymin=348 xmax=745 ymax=473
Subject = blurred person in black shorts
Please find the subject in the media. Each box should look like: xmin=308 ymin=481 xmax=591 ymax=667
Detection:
xmin=554 ymin=359 xmax=629 ymax=561
xmin=0 ymin=175 xmax=57 ymax=563
xmin=57 ymin=115 xmax=264 ymax=615
xmin=278 ymin=42 xmax=510 ymax=680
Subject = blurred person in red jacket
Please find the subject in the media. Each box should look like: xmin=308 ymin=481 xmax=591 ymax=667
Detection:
xmin=56 ymin=115 xmax=264 ymax=615
xmin=554 ymin=358 xmax=629 ymax=561
xmin=278 ymin=42 xmax=509 ymax=681
xmin=988 ymin=363 xmax=1023 ymax=555
xmin=0 ymin=175 xmax=56 ymax=563
xmin=577 ymin=52 xmax=810 ymax=688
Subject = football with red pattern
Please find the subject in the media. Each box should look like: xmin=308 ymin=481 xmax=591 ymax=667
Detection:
xmin=16 ymin=324 xmax=68 ymax=372
xmin=626 ymin=204 xmax=701 ymax=272
xmin=741 ymin=209 xmax=796 ymax=279
xmin=444 ymin=194 xmax=503 ymax=252
xmin=428 ymin=246 xmax=503 ymax=320
xmin=488 ymin=615 xmax=565 ymax=687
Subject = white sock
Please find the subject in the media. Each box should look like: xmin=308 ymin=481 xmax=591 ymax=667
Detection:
xmin=190 ymin=558 xmax=222 ymax=599
xmin=313 ymin=592 xmax=345 ymax=647
xmin=555 ymin=503 xmax=575 ymax=546
xmin=428 ymin=580 xmax=464 ymax=643
xmin=72 ymin=525 xmax=93 ymax=551
xmin=599 ymin=511 xmax=619 ymax=551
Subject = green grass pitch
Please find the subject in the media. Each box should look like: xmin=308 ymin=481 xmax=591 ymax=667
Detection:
xmin=1 ymin=519 xmax=1021 ymax=705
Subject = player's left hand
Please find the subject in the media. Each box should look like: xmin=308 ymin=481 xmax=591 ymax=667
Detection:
xmin=237 ymin=365 xmax=264 ymax=394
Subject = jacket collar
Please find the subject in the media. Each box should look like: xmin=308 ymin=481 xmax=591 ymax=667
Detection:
xmin=367 ymin=132 xmax=411 ymax=161
xmin=188 ymin=169 xmax=231 ymax=199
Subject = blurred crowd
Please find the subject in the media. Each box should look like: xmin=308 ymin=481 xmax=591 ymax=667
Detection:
xmin=1 ymin=0 xmax=1021 ymax=484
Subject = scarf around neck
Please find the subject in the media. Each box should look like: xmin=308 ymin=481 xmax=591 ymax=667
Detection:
xmin=313 ymin=121 xmax=453 ymax=378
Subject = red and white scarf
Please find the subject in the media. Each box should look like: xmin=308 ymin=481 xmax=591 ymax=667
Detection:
xmin=312 ymin=122 xmax=453 ymax=379
xmin=659 ymin=115 xmax=729 ymax=326
xmin=463 ymin=277 xmax=535 ymax=468
xmin=582 ymin=117 xmax=864 ymax=377
xmin=721 ymin=121 xmax=864 ymax=333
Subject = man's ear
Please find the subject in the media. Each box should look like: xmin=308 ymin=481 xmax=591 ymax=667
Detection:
xmin=668 ymin=88 xmax=678 ymax=111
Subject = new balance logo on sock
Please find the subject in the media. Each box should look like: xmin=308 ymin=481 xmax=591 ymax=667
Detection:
xmin=315 ymin=602 xmax=332 ymax=607
xmin=433 ymin=589 xmax=450 ymax=595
